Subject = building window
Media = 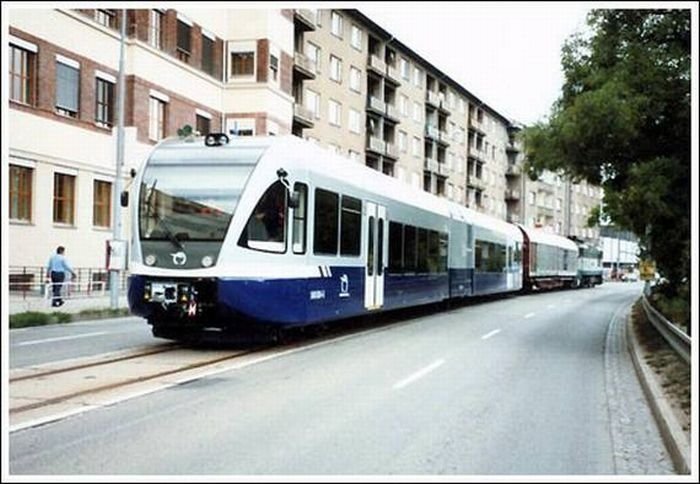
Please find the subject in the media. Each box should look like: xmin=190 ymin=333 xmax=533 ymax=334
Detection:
xmin=202 ymin=35 xmax=215 ymax=76
xmin=329 ymin=55 xmax=342 ymax=82
xmin=351 ymin=25 xmax=362 ymax=50
xmin=349 ymin=66 xmax=361 ymax=93
xmin=149 ymin=96 xmax=166 ymax=141
xmin=95 ymin=78 xmax=114 ymax=128
xmin=231 ymin=51 xmax=254 ymax=77
xmin=56 ymin=59 xmax=80 ymax=118
xmin=305 ymin=89 xmax=320 ymax=119
xmin=9 ymin=44 xmax=35 ymax=105
xmin=349 ymin=108 xmax=361 ymax=134
xmin=94 ymin=9 xmax=116 ymax=28
xmin=306 ymin=42 xmax=321 ymax=73
xmin=331 ymin=11 xmax=343 ymax=38
xmin=328 ymin=99 xmax=341 ymax=127
xmin=413 ymin=68 xmax=422 ymax=88
xmin=149 ymin=10 xmax=163 ymax=49
xmin=269 ymin=54 xmax=279 ymax=82
xmin=400 ymin=57 xmax=410 ymax=80
xmin=176 ymin=20 xmax=191 ymax=63
xmin=9 ymin=165 xmax=32 ymax=222
xmin=53 ymin=173 xmax=75 ymax=225
xmin=93 ymin=180 xmax=111 ymax=227
xmin=196 ymin=114 xmax=211 ymax=135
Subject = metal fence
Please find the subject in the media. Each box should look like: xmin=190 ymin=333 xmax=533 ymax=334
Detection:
xmin=9 ymin=266 xmax=129 ymax=300
xmin=641 ymin=284 xmax=691 ymax=365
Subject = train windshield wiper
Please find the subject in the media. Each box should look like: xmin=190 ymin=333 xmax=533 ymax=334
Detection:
xmin=144 ymin=180 xmax=184 ymax=251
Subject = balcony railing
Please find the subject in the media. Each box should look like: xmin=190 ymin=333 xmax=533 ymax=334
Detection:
xmin=293 ymin=103 xmax=315 ymax=128
xmin=367 ymin=136 xmax=386 ymax=154
xmin=424 ymin=158 xmax=439 ymax=172
xmin=426 ymin=90 xmax=440 ymax=107
xmin=385 ymin=65 xmax=401 ymax=85
xmin=368 ymin=55 xmax=386 ymax=74
xmin=385 ymin=142 xmax=399 ymax=159
xmin=293 ymin=51 xmax=316 ymax=79
xmin=367 ymin=96 xmax=385 ymax=114
xmin=505 ymin=189 xmax=520 ymax=200
xmin=294 ymin=9 xmax=316 ymax=31
xmin=385 ymin=103 xmax=400 ymax=121
xmin=425 ymin=124 xmax=439 ymax=140
xmin=506 ymin=164 xmax=520 ymax=176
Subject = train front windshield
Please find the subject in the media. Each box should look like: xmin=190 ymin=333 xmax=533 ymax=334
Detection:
xmin=139 ymin=147 xmax=264 ymax=242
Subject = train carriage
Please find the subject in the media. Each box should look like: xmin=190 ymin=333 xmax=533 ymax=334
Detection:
xmin=518 ymin=225 xmax=579 ymax=291
xmin=127 ymin=134 xmax=522 ymax=339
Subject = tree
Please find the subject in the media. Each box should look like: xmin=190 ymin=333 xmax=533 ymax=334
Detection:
xmin=522 ymin=9 xmax=691 ymax=292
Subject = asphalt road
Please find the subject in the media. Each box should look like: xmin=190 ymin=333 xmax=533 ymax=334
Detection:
xmin=9 ymin=282 xmax=673 ymax=475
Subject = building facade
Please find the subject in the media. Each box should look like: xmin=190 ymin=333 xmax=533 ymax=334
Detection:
xmin=7 ymin=7 xmax=601 ymax=276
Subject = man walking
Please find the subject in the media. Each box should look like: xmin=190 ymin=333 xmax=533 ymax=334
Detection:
xmin=46 ymin=246 xmax=76 ymax=307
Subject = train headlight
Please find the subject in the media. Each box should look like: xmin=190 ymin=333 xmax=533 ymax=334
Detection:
xmin=201 ymin=255 xmax=214 ymax=268
xmin=144 ymin=254 xmax=157 ymax=266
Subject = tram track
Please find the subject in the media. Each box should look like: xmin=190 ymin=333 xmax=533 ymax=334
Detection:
xmin=9 ymin=342 xmax=273 ymax=430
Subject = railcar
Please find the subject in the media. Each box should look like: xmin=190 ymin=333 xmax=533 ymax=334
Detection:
xmin=518 ymin=225 xmax=579 ymax=291
xmin=571 ymin=239 xmax=604 ymax=287
xmin=127 ymin=134 xmax=522 ymax=339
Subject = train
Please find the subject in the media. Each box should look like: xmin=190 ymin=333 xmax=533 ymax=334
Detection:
xmin=126 ymin=133 xmax=603 ymax=340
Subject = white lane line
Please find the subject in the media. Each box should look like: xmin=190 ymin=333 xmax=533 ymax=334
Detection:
xmin=481 ymin=329 xmax=501 ymax=340
xmin=13 ymin=331 xmax=108 ymax=347
xmin=393 ymin=359 xmax=445 ymax=390
xmin=547 ymin=304 xmax=556 ymax=309
xmin=524 ymin=312 xmax=536 ymax=319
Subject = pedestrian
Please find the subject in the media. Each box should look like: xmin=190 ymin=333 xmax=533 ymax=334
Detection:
xmin=46 ymin=246 xmax=76 ymax=307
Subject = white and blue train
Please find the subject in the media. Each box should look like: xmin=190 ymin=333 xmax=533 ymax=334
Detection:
xmin=126 ymin=134 xmax=601 ymax=339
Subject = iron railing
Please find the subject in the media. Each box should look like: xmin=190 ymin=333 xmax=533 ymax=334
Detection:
xmin=9 ymin=266 xmax=128 ymax=300
xmin=641 ymin=287 xmax=690 ymax=365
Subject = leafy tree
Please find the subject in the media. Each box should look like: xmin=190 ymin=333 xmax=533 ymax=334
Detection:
xmin=522 ymin=9 xmax=691 ymax=292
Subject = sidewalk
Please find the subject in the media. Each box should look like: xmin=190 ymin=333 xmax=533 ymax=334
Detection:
xmin=9 ymin=295 xmax=128 ymax=315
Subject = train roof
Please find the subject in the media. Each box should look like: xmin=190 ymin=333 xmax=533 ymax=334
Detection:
xmin=519 ymin=225 xmax=579 ymax=251
xmin=147 ymin=135 xmax=521 ymax=239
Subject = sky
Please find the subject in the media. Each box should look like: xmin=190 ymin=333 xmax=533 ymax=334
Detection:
xmin=358 ymin=2 xmax=592 ymax=125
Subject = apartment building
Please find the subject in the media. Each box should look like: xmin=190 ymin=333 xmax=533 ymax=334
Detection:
xmin=7 ymin=7 xmax=600 ymax=274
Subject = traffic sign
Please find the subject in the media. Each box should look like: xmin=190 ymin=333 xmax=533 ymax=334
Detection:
xmin=639 ymin=259 xmax=656 ymax=281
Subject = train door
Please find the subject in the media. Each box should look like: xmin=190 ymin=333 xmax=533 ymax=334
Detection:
xmin=364 ymin=202 xmax=387 ymax=310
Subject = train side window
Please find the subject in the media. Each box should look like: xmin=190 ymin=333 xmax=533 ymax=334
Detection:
xmin=340 ymin=196 xmax=362 ymax=256
xmin=439 ymin=232 xmax=448 ymax=272
xmin=314 ymin=188 xmax=339 ymax=255
xmin=474 ymin=239 xmax=484 ymax=271
xmin=417 ymin=228 xmax=428 ymax=273
xmin=377 ymin=219 xmax=384 ymax=276
xmin=239 ymin=181 xmax=287 ymax=253
xmin=404 ymin=225 xmax=417 ymax=272
xmin=292 ymin=183 xmax=307 ymax=254
xmin=367 ymin=216 xmax=375 ymax=276
xmin=388 ymin=222 xmax=403 ymax=272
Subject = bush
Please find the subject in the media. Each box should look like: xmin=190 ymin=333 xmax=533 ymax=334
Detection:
xmin=10 ymin=311 xmax=72 ymax=329
xmin=650 ymin=281 xmax=690 ymax=333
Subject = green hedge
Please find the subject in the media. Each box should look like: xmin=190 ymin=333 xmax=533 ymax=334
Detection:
xmin=9 ymin=308 xmax=131 ymax=329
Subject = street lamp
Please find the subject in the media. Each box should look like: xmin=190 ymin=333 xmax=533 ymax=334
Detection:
xmin=109 ymin=9 xmax=126 ymax=309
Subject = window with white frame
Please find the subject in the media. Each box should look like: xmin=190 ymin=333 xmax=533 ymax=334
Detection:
xmin=349 ymin=66 xmax=361 ymax=93
xmin=149 ymin=96 xmax=166 ymax=141
xmin=400 ymin=57 xmax=410 ymax=80
xmin=55 ymin=56 xmax=80 ymax=118
xmin=9 ymin=164 xmax=33 ymax=222
xmin=305 ymin=89 xmax=320 ymax=119
xmin=329 ymin=55 xmax=342 ymax=82
xmin=269 ymin=54 xmax=279 ymax=82
xmin=351 ymin=25 xmax=362 ymax=50
xmin=412 ymin=101 xmax=421 ymax=123
xmin=331 ymin=11 xmax=343 ymax=38
xmin=349 ymin=108 xmax=361 ymax=134
xmin=528 ymin=191 xmax=536 ymax=205
xmin=306 ymin=42 xmax=321 ymax=73
xmin=149 ymin=10 xmax=163 ymax=49
xmin=10 ymin=41 xmax=36 ymax=105
xmin=399 ymin=95 xmax=408 ymax=117
xmin=413 ymin=67 xmax=422 ymax=88
xmin=398 ymin=131 xmax=407 ymax=152
xmin=231 ymin=51 xmax=255 ymax=77
xmin=412 ymin=137 xmax=421 ymax=157
xmin=328 ymin=99 xmax=341 ymax=127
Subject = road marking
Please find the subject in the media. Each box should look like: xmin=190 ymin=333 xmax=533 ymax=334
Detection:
xmin=393 ymin=359 xmax=445 ymax=390
xmin=481 ymin=329 xmax=501 ymax=340
xmin=13 ymin=331 xmax=108 ymax=347
xmin=547 ymin=304 xmax=555 ymax=309
xmin=524 ymin=312 xmax=536 ymax=319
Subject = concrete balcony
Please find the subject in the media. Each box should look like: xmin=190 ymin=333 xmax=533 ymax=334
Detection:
xmin=384 ymin=141 xmax=399 ymax=160
xmin=293 ymin=52 xmax=316 ymax=80
xmin=437 ymin=162 xmax=450 ymax=177
xmin=385 ymin=65 xmax=401 ymax=86
xmin=506 ymin=143 xmax=520 ymax=154
xmin=438 ymin=130 xmax=451 ymax=146
xmin=293 ymin=103 xmax=314 ymax=129
xmin=367 ymin=136 xmax=386 ymax=155
xmin=367 ymin=55 xmax=386 ymax=75
xmin=424 ymin=158 xmax=439 ymax=172
xmin=506 ymin=164 xmax=521 ymax=177
xmin=426 ymin=90 xmax=440 ymax=108
xmin=507 ymin=213 xmax=521 ymax=224
xmin=294 ymin=9 xmax=316 ymax=31
xmin=384 ymin=103 xmax=400 ymax=123
xmin=425 ymin=124 xmax=439 ymax=140
xmin=505 ymin=189 xmax=520 ymax=201
xmin=367 ymin=96 xmax=386 ymax=115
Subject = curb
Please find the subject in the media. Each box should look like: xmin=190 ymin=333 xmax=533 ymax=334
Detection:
xmin=626 ymin=313 xmax=690 ymax=474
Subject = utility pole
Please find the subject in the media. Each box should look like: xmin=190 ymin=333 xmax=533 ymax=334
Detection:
xmin=110 ymin=9 xmax=127 ymax=309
